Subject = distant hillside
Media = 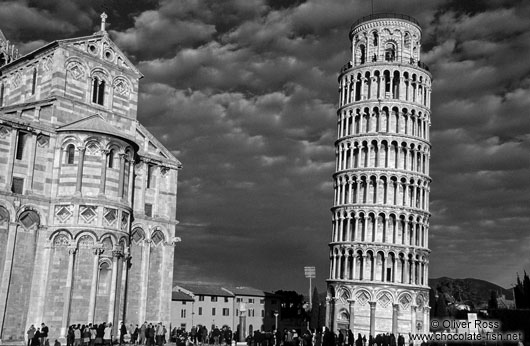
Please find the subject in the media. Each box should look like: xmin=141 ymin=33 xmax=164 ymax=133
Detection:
xmin=429 ymin=277 xmax=513 ymax=307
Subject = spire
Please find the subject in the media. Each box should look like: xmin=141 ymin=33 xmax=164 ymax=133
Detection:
xmin=100 ymin=12 xmax=108 ymax=32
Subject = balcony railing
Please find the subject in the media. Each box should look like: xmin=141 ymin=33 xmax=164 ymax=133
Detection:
xmin=350 ymin=13 xmax=421 ymax=31
xmin=340 ymin=57 xmax=430 ymax=73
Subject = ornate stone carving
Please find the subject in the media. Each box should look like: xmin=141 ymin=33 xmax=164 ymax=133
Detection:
xmin=0 ymin=126 xmax=10 ymax=139
xmin=66 ymin=61 xmax=85 ymax=80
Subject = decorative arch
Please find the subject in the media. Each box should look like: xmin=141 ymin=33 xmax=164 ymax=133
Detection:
xmin=17 ymin=205 xmax=42 ymax=230
xmin=337 ymin=286 xmax=351 ymax=302
xmin=0 ymin=202 xmax=14 ymax=223
xmin=376 ymin=290 xmax=394 ymax=308
xmin=50 ymin=229 xmax=73 ymax=247
xmin=398 ymin=292 xmax=412 ymax=310
xmin=112 ymin=76 xmax=132 ymax=97
xmin=84 ymin=137 xmax=102 ymax=156
xmin=64 ymin=57 xmax=88 ymax=80
xmin=354 ymin=289 xmax=372 ymax=306
xmin=75 ymin=231 xmax=97 ymax=246
xmin=151 ymin=229 xmax=165 ymax=246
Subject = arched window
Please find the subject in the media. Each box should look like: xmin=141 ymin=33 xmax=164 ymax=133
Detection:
xmin=359 ymin=44 xmax=366 ymax=64
xmin=92 ymin=77 xmax=105 ymax=105
xmin=107 ymin=149 xmax=115 ymax=168
xmin=385 ymin=43 xmax=396 ymax=62
xmin=373 ymin=32 xmax=378 ymax=46
xmin=66 ymin=144 xmax=75 ymax=164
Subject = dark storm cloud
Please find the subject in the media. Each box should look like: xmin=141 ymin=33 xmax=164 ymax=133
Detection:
xmin=4 ymin=0 xmax=529 ymax=291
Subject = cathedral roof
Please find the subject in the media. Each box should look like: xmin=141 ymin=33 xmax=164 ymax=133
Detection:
xmin=57 ymin=114 xmax=138 ymax=148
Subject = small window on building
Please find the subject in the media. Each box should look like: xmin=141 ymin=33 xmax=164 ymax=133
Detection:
xmin=145 ymin=203 xmax=153 ymax=217
xmin=11 ymin=177 xmax=24 ymax=194
xmin=198 ymin=307 xmax=202 ymax=315
xmin=180 ymin=324 xmax=186 ymax=329
xmin=198 ymin=296 xmax=205 ymax=302
xmin=66 ymin=144 xmax=75 ymax=164
xmin=16 ymin=132 xmax=28 ymax=160
xmin=211 ymin=296 xmax=218 ymax=302
xmin=248 ymin=298 xmax=254 ymax=304
xmin=31 ymin=68 xmax=37 ymax=95
xmin=182 ymin=301 xmax=187 ymax=305
xmin=147 ymin=164 xmax=156 ymax=188
xmin=236 ymin=309 xmax=239 ymax=316
xmin=224 ymin=297 xmax=229 ymax=303
xmin=222 ymin=308 xmax=229 ymax=316
xmin=92 ymin=77 xmax=105 ymax=105
xmin=236 ymin=298 xmax=242 ymax=303
xmin=260 ymin=299 xmax=265 ymax=304
xmin=181 ymin=309 xmax=186 ymax=318
xmin=261 ymin=310 xmax=264 ymax=317
xmin=212 ymin=308 xmax=216 ymax=316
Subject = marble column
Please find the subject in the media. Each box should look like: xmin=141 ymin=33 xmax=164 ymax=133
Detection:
xmin=0 ymin=222 xmax=18 ymax=338
xmin=369 ymin=302 xmax=376 ymax=336
xmin=61 ymin=246 xmax=77 ymax=337
xmin=392 ymin=304 xmax=399 ymax=335
xmin=348 ymin=299 xmax=355 ymax=332
xmin=88 ymin=247 xmax=103 ymax=323
xmin=108 ymin=250 xmax=122 ymax=327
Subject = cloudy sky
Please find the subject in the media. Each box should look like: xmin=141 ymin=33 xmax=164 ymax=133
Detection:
xmin=2 ymin=0 xmax=530 ymax=293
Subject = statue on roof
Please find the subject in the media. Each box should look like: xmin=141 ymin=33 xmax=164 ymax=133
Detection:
xmin=0 ymin=29 xmax=20 ymax=67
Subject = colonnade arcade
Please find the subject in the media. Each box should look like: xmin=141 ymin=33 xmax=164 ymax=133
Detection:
xmin=337 ymin=105 xmax=430 ymax=141
xmin=329 ymin=247 xmax=429 ymax=286
xmin=331 ymin=210 xmax=428 ymax=248
xmin=334 ymin=173 xmax=429 ymax=211
xmin=339 ymin=69 xmax=431 ymax=108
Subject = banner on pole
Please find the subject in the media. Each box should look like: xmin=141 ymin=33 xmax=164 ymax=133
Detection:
xmin=304 ymin=266 xmax=316 ymax=278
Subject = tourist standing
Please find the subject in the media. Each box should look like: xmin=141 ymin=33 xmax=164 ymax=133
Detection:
xmin=41 ymin=323 xmax=49 ymax=346
xmin=104 ymin=323 xmax=113 ymax=346
xmin=27 ymin=325 xmax=36 ymax=346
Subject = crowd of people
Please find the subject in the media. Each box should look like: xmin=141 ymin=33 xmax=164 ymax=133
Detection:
xmin=27 ymin=323 xmax=412 ymax=346
xmin=167 ymin=326 xmax=409 ymax=346
xmin=26 ymin=322 xmax=169 ymax=346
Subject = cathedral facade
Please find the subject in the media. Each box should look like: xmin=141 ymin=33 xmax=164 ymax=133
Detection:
xmin=0 ymin=16 xmax=181 ymax=341
xmin=326 ymin=14 xmax=432 ymax=337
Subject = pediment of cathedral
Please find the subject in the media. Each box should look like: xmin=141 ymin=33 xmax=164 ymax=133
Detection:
xmin=60 ymin=33 xmax=143 ymax=78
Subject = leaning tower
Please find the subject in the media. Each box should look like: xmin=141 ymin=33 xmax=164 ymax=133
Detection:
xmin=326 ymin=14 xmax=432 ymax=338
